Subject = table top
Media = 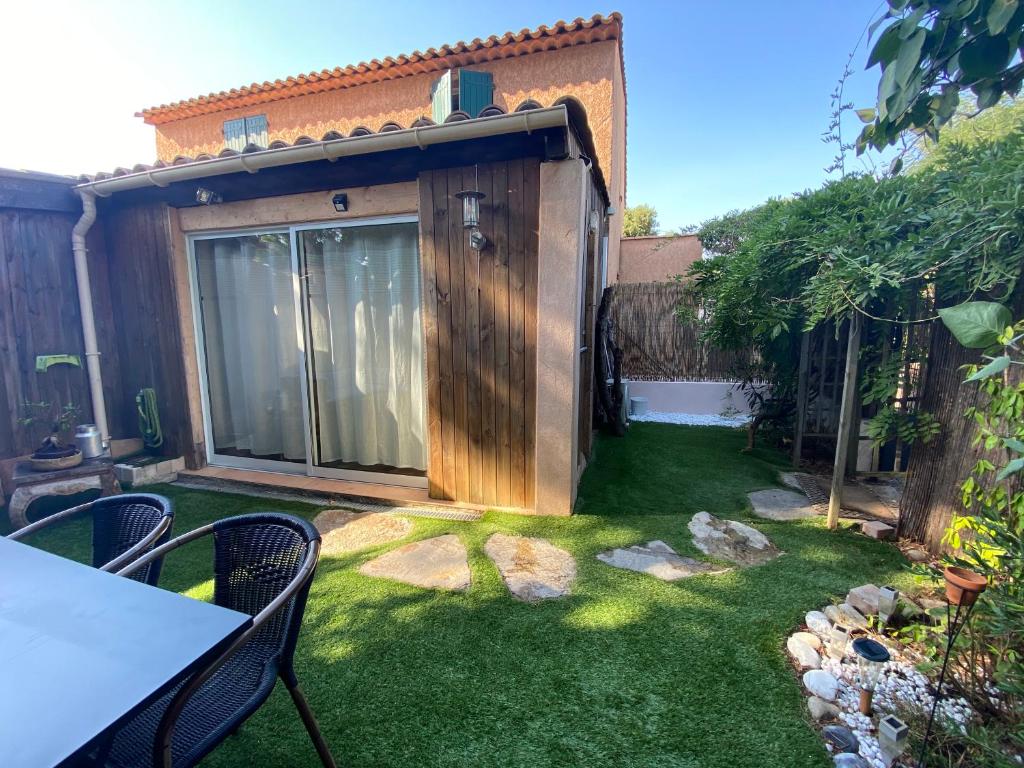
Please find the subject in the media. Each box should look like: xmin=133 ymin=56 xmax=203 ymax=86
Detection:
xmin=11 ymin=456 xmax=115 ymax=484
xmin=0 ymin=537 xmax=252 ymax=767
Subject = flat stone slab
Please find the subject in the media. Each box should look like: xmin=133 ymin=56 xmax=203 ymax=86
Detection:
xmin=359 ymin=534 xmax=470 ymax=591
xmin=314 ymin=509 xmax=413 ymax=555
xmin=845 ymin=584 xmax=881 ymax=616
xmin=688 ymin=512 xmax=781 ymax=567
xmin=485 ymin=533 xmax=576 ymax=601
xmin=748 ymin=489 xmax=818 ymax=521
xmin=597 ymin=539 xmax=730 ymax=581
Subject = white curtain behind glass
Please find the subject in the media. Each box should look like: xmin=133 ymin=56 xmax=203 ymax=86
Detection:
xmin=196 ymin=235 xmax=307 ymax=461
xmin=301 ymin=223 xmax=427 ymax=471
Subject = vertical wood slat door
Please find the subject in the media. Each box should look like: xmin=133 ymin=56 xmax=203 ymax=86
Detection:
xmin=418 ymin=159 xmax=539 ymax=509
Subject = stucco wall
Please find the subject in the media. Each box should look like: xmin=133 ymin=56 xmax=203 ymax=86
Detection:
xmin=617 ymin=235 xmax=702 ymax=283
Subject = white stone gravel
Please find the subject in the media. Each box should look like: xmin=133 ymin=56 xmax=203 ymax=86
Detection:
xmin=630 ymin=410 xmax=749 ymax=427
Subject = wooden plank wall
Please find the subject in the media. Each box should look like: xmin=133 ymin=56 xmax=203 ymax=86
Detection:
xmin=0 ymin=208 xmax=124 ymax=457
xmin=577 ymin=174 xmax=606 ymax=462
xmin=100 ymin=203 xmax=200 ymax=465
xmin=418 ymin=159 xmax=539 ymax=508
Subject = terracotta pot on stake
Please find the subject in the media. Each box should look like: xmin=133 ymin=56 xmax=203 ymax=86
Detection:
xmin=916 ymin=567 xmax=988 ymax=768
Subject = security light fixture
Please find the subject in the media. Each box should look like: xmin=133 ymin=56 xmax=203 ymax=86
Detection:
xmin=331 ymin=193 xmax=349 ymax=212
xmin=828 ymin=623 xmax=850 ymax=660
xmin=852 ymin=637 xmax=890 ymax=715
xmin=195 ymin=187 xmax=222 ymax=205
xmin=878 ymin=586 xmax=900 ymax=626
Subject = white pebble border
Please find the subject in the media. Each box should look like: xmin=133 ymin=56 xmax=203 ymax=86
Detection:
xmin=796 ymin=611 xmax=980 ymax=768
xmin=630 ymin=411 xmax=750 ymax=428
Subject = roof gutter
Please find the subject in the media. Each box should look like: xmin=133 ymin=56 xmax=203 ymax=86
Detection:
xmin=76 ymin=106 xmax=569 ymax=197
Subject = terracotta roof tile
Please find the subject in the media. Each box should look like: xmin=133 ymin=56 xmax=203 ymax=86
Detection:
xmin=138 ymin=13 xmax=622 ymax=124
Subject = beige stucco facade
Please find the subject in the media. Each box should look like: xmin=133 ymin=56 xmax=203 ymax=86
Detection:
xmin=618 ymin=235 xmax=703 ymax=283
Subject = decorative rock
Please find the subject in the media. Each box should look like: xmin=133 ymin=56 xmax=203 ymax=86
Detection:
xmin=807 ymin=695 xmax=840 ymax=721
xmin=803 ymin=670 xmax=839 ymax=701
xmin=846 ymin=584 xmax=881 ymax=617
xmin=747 ymin=488 xmax=817 ymax=521
xmin=824 ymin=604 xmax=843 ymax=624
xmin=833 ymin=754 xmax=869 ymax=768
xmin=597 ymin=539 xmax=729 ymax=581
xmin=792 ymin=631 xmax=822 ymax=651
xmin=860 ymin=520 xmax=895 ymax=540
xmin=359 ymin=534 xmax=470 ymax=591
xmin=822 ymin=724 xmax=860 ymax=754
xmin=787 ymin=635 xmax=822 ymax=669
xmin=687 ymin=512 xmax=781 ymax=566
xmin=905 ymin=547 xmax=930 ymax=563
xmin=806 ymin=610 xmax=832 ymax=639
xmin=837 ymin=603 xmax=869 ymax=630
xmin=485 ymin=533 xmax=576 ymax=601
xmin=314 ymin=510 xmax=413 ymax=555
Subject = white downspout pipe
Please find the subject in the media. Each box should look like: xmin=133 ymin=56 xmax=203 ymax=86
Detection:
xmin=71 ymin=188 xmax=110 ymax=449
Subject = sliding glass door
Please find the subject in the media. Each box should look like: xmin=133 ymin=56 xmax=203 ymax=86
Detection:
xmin=190 ymin=217 xmax=426 ymax=485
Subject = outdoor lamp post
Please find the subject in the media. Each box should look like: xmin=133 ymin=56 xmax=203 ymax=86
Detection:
xmin=877 ymin=714 xmax=909 ymax=767
xmin=852 ymin=637 xmax=890 ymax=715
xmin=878 ymin=586 xmax=900 ymax=626
xmin=828 ymin=623 xmax=850 ymax=660
xmin=917 ymin=566 xmax=988 ymax=767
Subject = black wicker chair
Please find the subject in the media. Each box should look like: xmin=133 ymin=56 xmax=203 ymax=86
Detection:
xmin=7 ymin=493 xmax=174 ymax=585
xmin=100 ymin=513 xmax=336 ymax=768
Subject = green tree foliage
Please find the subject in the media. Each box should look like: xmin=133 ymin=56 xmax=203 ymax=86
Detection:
xmin=688 ymin=110 xmax=1024 ymax=444
xmin=622 ymin=204 xmax=659 ymax=237
xmin=858 ymin=0 xmax=1024 ymax=153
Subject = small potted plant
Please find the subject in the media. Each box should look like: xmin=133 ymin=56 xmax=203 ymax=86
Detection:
xmin=19 ymin=400 xmax=84 ymax=471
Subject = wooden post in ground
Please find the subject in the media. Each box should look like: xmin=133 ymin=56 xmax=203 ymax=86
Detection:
xmin=827 ymin=314 xmax=862 ymax=530
xmin=792 ymin=332 xmax=810 ymax=467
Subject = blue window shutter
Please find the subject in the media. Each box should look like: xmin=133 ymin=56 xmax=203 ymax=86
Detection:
xmin=458 ymin=69 xmax=493 ymax=118
xmin=223 ymin=118 xmax=247 ymax=151
xmin=431 ymin=71 xmax=452 ymax=124
xmin=244 ymin=115 xmax=268 ymax=147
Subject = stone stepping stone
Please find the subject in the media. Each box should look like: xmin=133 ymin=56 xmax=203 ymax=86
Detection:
xmin=359 ymin=534 xmax=470 ymax=591
xmin=314 ymin=509 xmax=413 ymax=555
xmin=484 ymin=533 xmax=576 ymax=601
xmin=748 ymin=489 xmax=818 ymax=521
xmin=596 ymin=540 xmax=730 ymax=581
xmin=688 ymin=512 xmax=781 ymax=567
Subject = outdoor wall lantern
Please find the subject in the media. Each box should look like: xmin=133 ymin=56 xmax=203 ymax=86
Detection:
xmin=827 ymin=623 xmax=850 ymax=660
xmin=877 ymin=714 xmax=909 ymax=767
xmin=852 ymin=637 xmax=890 ymax=715
xmin=878 ymin=586 xmax=900 ymax=626
xmin=456 ymin=167 xmax=488 ymax=251
xmin=195 ymin=187 xmax=222 ymax=205
xmin=332 ymin=193 xmax=349 ymax=212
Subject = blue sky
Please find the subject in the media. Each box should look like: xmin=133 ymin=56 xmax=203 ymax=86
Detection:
xmin=1 ymin=1 xmax=889 ymax=229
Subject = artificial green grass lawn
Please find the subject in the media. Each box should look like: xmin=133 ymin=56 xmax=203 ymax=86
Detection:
xmin=18 ymin=424 xmax=912 ymax=767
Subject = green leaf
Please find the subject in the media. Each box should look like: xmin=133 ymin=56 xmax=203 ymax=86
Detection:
xmin=996 ymin=458 xmax=1024 ymax=482
xmin=868 ymin=23 xmax=903 ymax=68
xmin=966 ymin=354 xmax=1011 ymax=381
xmin=938 ymin=302 xmax=1013 ymax=348
xmin=893 ymin=28 xmax=927 ymax=86
xmin=987 ymin=0 xmax=1019 ymax=34
xmin=959 ymin=34 xmax=1013 ymax=81
xmin=856 ymin=108 xmax=877 ymax=123
xmin=1003 ymin=438 xmax=1024 ymax=453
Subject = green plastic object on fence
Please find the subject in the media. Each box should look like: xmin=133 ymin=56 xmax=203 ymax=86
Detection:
xmin=35 ymin=354 xmax=81 ymax=372
xmin=136 ymin=388 xmax=164 ymax=450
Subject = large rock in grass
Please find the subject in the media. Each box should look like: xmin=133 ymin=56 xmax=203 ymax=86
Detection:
xmin=803 ymin=670 xmax=839 ymax=701
xmin=359 ymin=534 xmax=470 ymax=591
xmin=688 ymin=512 xmax=781 ymax=567
xmin=596 ymin=540 xmax=730 ymax=581
xmin=314 ymin=509 xmax=412 ymax=555
xmin=748 ymin=488 xmax=817 ymax=521
xmin=787 ymin=634 xmax=821 ymax=669
xmin=485 ymin=533 xmax=576 ymax=601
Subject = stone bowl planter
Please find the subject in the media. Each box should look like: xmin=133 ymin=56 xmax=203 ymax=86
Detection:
xmin=943 ymin=566 xmax=987 ymax=606
xmin=29 ymin=446 xmax=83 ymax=472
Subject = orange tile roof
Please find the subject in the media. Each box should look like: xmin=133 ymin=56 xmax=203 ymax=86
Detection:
xmin=139 ymin=13 xmax=623 ymax=125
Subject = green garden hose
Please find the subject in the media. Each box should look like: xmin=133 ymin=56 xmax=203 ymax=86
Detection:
xmin=136 ymin=388 xmax=164 ymax=450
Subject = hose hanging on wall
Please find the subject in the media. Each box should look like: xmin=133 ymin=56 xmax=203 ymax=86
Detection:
xmin=136 ymin=388 xmax=164 ymax=450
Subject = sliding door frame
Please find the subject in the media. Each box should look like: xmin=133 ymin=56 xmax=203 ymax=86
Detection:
xmin=186 ymin=215 xmax=428 ymax=489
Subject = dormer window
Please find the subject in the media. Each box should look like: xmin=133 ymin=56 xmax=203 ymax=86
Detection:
xmin=223 ymin=115 xmax=268 ymax=151
xmin=430 ymin=69 xmax=493 ymax=123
